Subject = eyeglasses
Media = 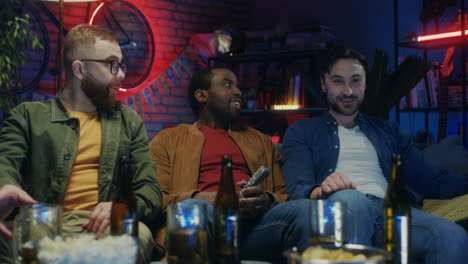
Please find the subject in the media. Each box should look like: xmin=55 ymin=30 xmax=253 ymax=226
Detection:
xmin=79 ymin=59 xmax=127 ymax=75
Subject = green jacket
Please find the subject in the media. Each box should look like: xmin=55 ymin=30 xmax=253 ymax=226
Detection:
xmin=0 ymin=95 xmax=162 ymax=227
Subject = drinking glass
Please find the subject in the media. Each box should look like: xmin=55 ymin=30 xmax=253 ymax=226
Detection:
xmin=309 ymin=200 xmax=354 ymax=247
xmin=167 ymin=202 xmax=209 ymax=264
xmin=13 ymin=203 xmax=62 ymax=264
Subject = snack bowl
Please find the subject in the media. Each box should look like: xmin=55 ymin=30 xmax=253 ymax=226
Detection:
xmin=36 ymin=234 xmax=139 ymax=264
xmin=284 ymin=244 xmax=391 ymax=264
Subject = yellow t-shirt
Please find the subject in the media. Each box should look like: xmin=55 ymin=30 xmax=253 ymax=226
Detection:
xmin=62 ymin=110 xmax=101 ymax=212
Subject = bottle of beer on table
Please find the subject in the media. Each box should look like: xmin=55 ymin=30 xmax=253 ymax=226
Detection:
xmin=111 ymin=156 xmax=138 ymax=237
xmin=383 ymin=154 xmax=411 ymax=264
xmin=214 ymin=155 xmax=241 ymax=264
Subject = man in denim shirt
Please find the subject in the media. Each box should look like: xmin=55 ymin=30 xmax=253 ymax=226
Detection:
xmin=282 ymin=46 xmax=467 ymax=264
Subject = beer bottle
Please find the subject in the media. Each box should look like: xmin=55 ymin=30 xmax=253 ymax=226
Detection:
xmin=383 ymin=154 xmax=411 ymax=264
xmin=214 ymin=155 xmax=241 ymax=264
xmin=111 ymin=156 xmax=139 ymax=237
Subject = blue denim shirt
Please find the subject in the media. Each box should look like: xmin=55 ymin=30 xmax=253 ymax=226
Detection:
xmin=282 ymin=111 xmax=467 ymax=203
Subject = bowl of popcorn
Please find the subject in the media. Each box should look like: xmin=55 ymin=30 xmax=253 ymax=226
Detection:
xmin=37 ymin=234 xmax=139 ymax=264
xmin=284 ymin=244 xmax=390 ymax=264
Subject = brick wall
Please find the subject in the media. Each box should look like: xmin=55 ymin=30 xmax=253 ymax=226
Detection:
xmin=19 ymin=0 xmax=248 ymax=140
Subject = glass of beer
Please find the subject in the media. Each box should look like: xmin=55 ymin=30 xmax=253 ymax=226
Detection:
xmin=309 ymin=200 xmax=353 ymax=247
xmin=167 ymin=202 xmax=209 ymax=264
xmin=13 ymin=203 xmax=62 ymax=264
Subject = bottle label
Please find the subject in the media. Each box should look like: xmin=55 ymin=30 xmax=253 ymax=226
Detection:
xmin=215 ymin=212 xmax=240 ymax=264
xmin=224 ymin=214 xmax=238 ymax=248
xmin=385 ymin=214 xmax=410 ymax=264
xmin=111 ymin=203 xmax=138 ymax=237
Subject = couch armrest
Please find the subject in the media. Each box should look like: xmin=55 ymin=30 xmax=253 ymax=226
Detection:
xmin=422 ymin=194 xmax=468 ymax=230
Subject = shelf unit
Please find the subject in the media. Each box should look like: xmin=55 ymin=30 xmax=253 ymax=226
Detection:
xmin=208 ymin=48 xmax=327 ymax=110
xmin=209 ymin=48 xmax=327 ymax=140
xmin=400 ymin=107 xmax=464 ymax=112
xmin=208 ymin=49 xmax=324 ymax=65
xmin=395 ymin=0 xmax=467 ymax=146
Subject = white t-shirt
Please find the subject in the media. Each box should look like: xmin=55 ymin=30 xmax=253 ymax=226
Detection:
xmin=336 ymin=125 xmax=387 ymax=198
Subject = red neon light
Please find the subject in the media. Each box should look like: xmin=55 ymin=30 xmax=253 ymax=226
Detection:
xmin=416 ymin=30 xmax=468 ymax=42
xmin=89 ymin=2 xmax=105 ymax=25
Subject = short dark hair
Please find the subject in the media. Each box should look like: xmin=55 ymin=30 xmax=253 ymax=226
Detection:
xmin=320 ymin=46 xmax=368 ymax=79
xmin=187 ymin=66 xmax=225 ymax=115
xmin=64 ymin=24 xmax=118 ymax=67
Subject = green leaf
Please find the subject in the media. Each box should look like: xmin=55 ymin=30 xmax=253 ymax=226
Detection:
xmin=0 ymin=1 xmax=45 ymax=113
xmin=362 ymin=49 xmax=427 ymax=118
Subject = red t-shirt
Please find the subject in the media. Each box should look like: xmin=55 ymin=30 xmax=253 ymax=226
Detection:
xmin=198 ymin=126 xmax=251 ymax=191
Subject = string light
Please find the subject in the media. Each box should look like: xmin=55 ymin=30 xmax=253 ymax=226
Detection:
xmin=272 ymin=105 xmax=301 ymax=110
xmin=415 ymin=30 xmax=468 ymax=42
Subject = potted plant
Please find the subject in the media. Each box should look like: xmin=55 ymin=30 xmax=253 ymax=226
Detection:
xmin=0 ymin=0 xmax=43 ymax=116
xmin=361 ymin=49 xmax=428 ymax=119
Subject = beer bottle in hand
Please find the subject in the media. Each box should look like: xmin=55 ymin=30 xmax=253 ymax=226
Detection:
xmin=111 ymin=156 xmax=139 ymax=237
xmin=214 ymin=155 xmax=241 ymax=264
xmin=383 ymin=154 xmax=411 ymax=264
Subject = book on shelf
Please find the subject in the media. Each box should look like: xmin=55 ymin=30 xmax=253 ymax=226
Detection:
xmin=275 ymin=73 xmax=306 ymax=107
xmin=400 ymin=69 xmax=439 ymax=109
xmin=238 ymin=65 xmax=317 ymax=109
xmin=429 ymin=69 xmax=439 ymax=108
xmin=448 ymin=85 xmax=468 ymax=108
xmin=293 ymin=75 xmax=301 ymax=105
xmin=417 ymin=76 xmax=429 ymax=108
xmin=287 ymin=77 xmax=294 ymax=105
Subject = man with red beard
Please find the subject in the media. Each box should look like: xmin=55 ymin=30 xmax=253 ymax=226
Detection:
xmin=0 ymin=24 xmax=161 ymax=263
xmin=282 ymin=46 xmax=467 ymax=264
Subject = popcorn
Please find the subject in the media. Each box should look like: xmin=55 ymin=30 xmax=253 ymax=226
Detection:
xmin=37 ymin=234 xmax=138 ymax=264
xmin=301 ymin=246 xmax=384 ymax=262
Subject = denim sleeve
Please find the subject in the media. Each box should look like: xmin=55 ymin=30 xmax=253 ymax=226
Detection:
xmin=394 ymin=122 xmax=467 ymax=199
xmin=281 ymin=121 xmax=319 ymax=200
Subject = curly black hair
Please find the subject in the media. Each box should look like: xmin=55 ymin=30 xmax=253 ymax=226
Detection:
xmin=187 ymin=66 xmax=226 ymax=115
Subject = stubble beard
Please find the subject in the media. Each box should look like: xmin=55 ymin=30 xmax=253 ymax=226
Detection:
xmin=329 ymin=96 xmax=361 ymax=116
xmin=207 ymin=103 xmax=240 ymax=125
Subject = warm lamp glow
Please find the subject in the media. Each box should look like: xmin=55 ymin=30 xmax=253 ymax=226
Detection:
xmin=415 ymin=30 xmax=468 ymax=42
xmin=273 ymin=105 xmax=301 ymax=110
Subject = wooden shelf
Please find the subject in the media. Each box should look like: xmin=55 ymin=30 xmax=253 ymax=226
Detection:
xmin=395 ymin=0 xmax=468 ymax=146
xmin=208 ymin=49 xmax=324 ymax=64
xmin=448 ymin=80 xmax=468 ymax=86
xmin=240 ymin=107 xmax=324 ymax=115
xmin=400 ymin=107 xmax=463 ymax=112
xmin=209 ymin=49 xmax=326 ymax=141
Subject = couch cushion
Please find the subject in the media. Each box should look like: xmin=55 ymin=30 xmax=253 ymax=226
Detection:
xmin=422 ymin=135 xmax=468 ymax=230
xmin=423 ymin=135 xmax=468 ymax=176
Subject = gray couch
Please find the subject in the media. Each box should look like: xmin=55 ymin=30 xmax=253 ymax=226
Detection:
xmin=421 ymin=135 xmax=468 ymax=230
